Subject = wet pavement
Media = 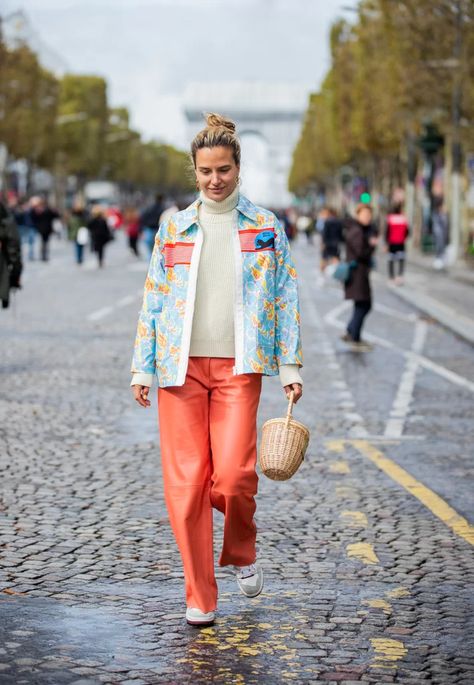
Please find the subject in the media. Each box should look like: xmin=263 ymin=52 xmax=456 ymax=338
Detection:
xmin=0 ymin=234 xmax=473 ymax=684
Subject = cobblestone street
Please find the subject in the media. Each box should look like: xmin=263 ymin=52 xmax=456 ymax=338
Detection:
xmin=1 ymin=235 xmax=473 ymax=684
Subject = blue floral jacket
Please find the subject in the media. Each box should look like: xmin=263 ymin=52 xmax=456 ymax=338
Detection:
xmin=131 ymin=194 xmax=302 ymax=388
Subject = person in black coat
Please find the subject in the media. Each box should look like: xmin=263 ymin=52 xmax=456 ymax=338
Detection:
xmin=140 ymin=193 xmax=164 ymax=257
xmin=342 ymin=204 xmax=379 ymax=350
xmin=88 ymin=205 xmax=112 ymax=268
xmin=321 ymin=207 xmax=344 ymax=268
xmin=30 ymin=196 xmax=59 ymax=262
xmin=0 ymin=201 xmax=22 ymax=309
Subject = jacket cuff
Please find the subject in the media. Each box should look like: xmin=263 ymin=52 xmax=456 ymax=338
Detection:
xmin=130 ymin=372 xmax=154 ymax=387
xmin=279 ymin=364 xmax=303 ymax=388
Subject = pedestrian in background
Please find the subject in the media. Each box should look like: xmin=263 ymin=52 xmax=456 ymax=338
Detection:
xmin=278 ymin=209 xmax=295 ymax=242
xmin=88 ymin=205 xmax=112 ymax=268
xmin=321 ymin=207 xmax=344 ymax=272
xmin=0 ymin=201 xmax=22 ymax=309
xmin=30 ymin=196 xmax=59 ymax=262
xmin=124 ymin=207 xmax=141 ymax=257
xmin=432 ymin=197 xmax=449 ymax=270
xmin=341 ymin=203 xmax=378 ymax=350
xmin=158 ymin=199 xmax=179 ymax=228
xmin=67 ymin=202 xmax=89 ymax=265
xmin=140 ymin=193 xmax=164 ymax=258
xmin=131 ymin=113 xmax=303 ymax=627
xmin=296 ymin=212 xmax=314 ymax=244
xmin=13 ymin=199 xmax=37 ymax=261
xmin=385 ymin=202 xmax=409 ymax=285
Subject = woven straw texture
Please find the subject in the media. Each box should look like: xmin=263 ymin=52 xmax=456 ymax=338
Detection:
xmin=259 ymin=392 xmax=310 ymax=481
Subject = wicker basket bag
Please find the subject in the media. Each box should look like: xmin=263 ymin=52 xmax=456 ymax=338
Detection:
xmin=258 ymin=391 xmax=310 ymax=481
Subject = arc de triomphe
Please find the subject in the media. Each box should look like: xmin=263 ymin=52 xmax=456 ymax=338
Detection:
xmin=183 ymin=82 xmax=308 ymax=208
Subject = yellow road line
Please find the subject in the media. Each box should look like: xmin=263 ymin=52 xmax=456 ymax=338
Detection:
xmin=370 ymin=638 xmax=407 ymax=670
xmin=346 ymin=541 xmax=380 ymax=565
xmin=329 ymin=440 xmax=474 ymax=547
xmin=363 ymin=598 xmax=392 ymax=615
xmin=340 ymin=510 xmax=368 ymax=528
xmin=329 ymin=460 xmax=351 ymax=474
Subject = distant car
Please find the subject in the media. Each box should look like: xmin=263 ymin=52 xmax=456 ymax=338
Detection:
xmin=84 ymin=181 xmax=120 ymax=206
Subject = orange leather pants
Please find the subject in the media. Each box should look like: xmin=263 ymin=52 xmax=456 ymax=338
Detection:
xmin=158 ymin=357 xmax=262 ymax=613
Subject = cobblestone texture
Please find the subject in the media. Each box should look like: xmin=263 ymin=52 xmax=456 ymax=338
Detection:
xmin=0 ymin=236 xmax=473 ymax=684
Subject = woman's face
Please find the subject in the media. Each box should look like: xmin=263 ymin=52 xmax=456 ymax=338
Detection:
xmin=357 ymin=208 xmax=372 ymax=226
xmin=195 ymin=146 xmax=239 ymax=202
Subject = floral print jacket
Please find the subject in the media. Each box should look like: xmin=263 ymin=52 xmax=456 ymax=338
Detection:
xmin=131 ymin=194 xmax=302 ymax=388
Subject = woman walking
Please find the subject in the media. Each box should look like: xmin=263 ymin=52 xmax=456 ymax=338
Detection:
xmin=67 ymin=202 xmax=88 ymax=265
xmin=341 ymin=203 xmax=379 ymax=350
xmin=88 ymin=205 xmax=111 ymax=268
xmin=124 ymin=207 xmax=141 ymax=257
xmin=131 ymin=113 xmax=303 ymax=626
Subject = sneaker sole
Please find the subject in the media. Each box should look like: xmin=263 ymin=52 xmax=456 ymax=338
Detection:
xmin=186 ymin=618 xmax=215 ymax=627
xmin=237 ymin=574 xmax=264 ymax=598
xmin=238 ymin=586 xmax=263 ymax=598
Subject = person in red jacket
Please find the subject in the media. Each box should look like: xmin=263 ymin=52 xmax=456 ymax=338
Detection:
xmin=385 ymin=203 xmax=409 ymax=285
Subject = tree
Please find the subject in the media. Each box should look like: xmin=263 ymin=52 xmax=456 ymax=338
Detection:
xmin=0 ymin=40 xmax=58 ymax=170
xmin=56 ymin=74 xmax=108 ymax=179
xmin=289 ymin=0 xmax=474 ymax=197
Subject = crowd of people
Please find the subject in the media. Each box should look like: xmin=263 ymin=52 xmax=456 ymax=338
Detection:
xmin=0 ymin=186 xmax=443 ymax=346
xmin=286 ymin=201 xmax=413 ymax=349
xmin=0 ymin=192 xmax=184 ymax=309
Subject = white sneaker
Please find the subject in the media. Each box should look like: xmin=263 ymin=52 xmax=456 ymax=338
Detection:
xmin=235 ymin=563 xmax=264 ymax=598
xmin=185 ymin=607 xmax=215 ymax=626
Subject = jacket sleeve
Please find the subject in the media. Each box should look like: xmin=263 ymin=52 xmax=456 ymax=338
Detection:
xmin=131 ymin=222 xmax=166 ymax=375
xmin=274 ymin=218 xmax=303 ymax=368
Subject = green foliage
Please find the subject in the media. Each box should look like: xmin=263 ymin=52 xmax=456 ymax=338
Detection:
xmin=0 ymin=38 xmax=192 ymax=195
xmin=0 ymin=42 xmax=58 ymax=165
xmin=56 ymin=74 xmax=108 ymax=177
xmin=290 ymin=0 xmax=474 ymax=194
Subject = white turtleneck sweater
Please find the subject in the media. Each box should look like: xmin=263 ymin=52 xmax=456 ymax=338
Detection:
xmin=131 ymin=186 xmax=302 ymax=388
xmin=189 ymin=187 xmax=237 ymax=357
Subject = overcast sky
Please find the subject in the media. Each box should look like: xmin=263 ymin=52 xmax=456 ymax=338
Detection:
xmin=4 ymin=0 xmax=358 ymax=149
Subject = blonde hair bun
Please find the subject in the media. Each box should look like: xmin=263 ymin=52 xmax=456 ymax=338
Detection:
xmin=191 ymin=112 xmax=241 ymax=166
xmin=205 ymin=113 xmax=236 ymax=134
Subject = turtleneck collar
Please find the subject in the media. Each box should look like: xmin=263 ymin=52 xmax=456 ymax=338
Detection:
xmin=200 ymin=184 xmax=239 ymax=215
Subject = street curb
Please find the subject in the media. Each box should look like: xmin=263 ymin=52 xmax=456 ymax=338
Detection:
xmin=388 ymin=284 xmax=474 ymax=346
xmin=407 ymin=254 xmax=474 ymax=287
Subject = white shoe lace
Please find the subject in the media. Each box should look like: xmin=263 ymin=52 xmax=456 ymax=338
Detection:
xmin=236 ymin=563 xmax=257 ymax=579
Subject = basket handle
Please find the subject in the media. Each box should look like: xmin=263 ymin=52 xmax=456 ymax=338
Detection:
xmin=285 ymin=390 xmax=295 ymax=428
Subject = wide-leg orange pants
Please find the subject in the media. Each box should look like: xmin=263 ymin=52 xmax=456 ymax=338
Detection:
xmin=158 ymin=357 xmax=262 ymax=613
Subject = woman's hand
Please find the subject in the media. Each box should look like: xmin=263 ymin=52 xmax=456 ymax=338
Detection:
xmin=132 ymin=384 xmax=151 ymax=408
xmin=284 ymin=383 xmax=303 ymax=403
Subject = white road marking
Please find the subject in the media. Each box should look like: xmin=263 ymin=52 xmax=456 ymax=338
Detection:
xmin=324 ymin=300 xmax=352 ymax=327
xmin=117 ymin=295 xmax=136 ymax=307
xmin=87 ymin=289 xmax=143 ymax=322
xmin=384 ymin=320 xmax=427 ymax=437
xmin=87 ymin=306 xmax=114 ymax=322
xmin=324 ymin=298 xmax=416 ymax=327
xmin=372 ymin=302 xmax=417 ymax=323
xmin=301 ymin=278 xmax=368 ymax=438
xmin=325 ymin=303 xmax=474 ymax=395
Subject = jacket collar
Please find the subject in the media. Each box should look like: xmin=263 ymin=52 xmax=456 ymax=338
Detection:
xmin=175 ymin=193 xmax=258 ymax=234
